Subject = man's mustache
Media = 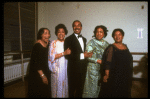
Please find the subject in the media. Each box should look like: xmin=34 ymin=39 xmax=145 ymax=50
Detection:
xmin=75 ymin=28 xmax=80 ymax=30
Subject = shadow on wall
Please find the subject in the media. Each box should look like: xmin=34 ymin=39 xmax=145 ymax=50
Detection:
xmin=133 ymin=54 xmax=148 ymax=80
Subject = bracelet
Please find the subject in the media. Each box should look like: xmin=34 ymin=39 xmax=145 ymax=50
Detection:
xmin=41 ymin=74 xmax=44 ymax=77
xmin=41 ymin=74 xmax=45 ymax=78
xmin=62 ymin=52 xmax=64 ymax=56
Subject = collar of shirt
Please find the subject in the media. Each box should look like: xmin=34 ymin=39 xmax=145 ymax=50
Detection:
xmin=74 ymin=33 xmax=81 ymax=39
xmin=74 ymin=33 xmax=78 ymax=37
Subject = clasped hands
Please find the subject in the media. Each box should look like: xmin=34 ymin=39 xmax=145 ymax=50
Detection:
xmin=84 ymin=51 xmax=93 ymax=58
xmin=84 ymin=51 xmax=102 ymax=64
xmin=64 ymin=48 xmax=71 ymax=55
xmin=65 ymin=49 xmax=93 ymax=58
xmin=55 ymin=48 xmax=71 ymax=59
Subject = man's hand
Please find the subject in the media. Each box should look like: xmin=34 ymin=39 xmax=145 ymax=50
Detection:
xmin=84 ymin=51 xmax=93 ymax=58
xmin=97 ymin=60 xmax=102 ymax=64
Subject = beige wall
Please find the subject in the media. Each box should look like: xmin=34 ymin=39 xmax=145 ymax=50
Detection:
xmin=38 ymin=2 xmax=147 ymax=52
xmin=38 ymin=2 xmax=148 ymax=78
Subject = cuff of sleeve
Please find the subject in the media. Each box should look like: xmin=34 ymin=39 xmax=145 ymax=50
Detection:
xmin=95 ymin=59 xmax=98 ymax=63
xmin=80 ymin=53 xmax=85 ymax=60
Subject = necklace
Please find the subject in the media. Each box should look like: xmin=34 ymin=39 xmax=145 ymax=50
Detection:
xmin=116 ymin=43 xmax=123 ymax=46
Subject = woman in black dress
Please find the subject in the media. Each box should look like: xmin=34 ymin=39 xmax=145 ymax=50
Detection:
xmin=27 ymin=28 xmax=51 ymax=98
xmin=99 ymin=28 xmax=133 ymax=98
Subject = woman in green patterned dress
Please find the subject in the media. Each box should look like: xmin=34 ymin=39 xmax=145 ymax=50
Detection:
xmin=82 ymin=25 xmax=109 ymax=98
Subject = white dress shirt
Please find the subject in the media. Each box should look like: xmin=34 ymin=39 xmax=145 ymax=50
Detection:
xmin=74 ymin=33 xmax=85 ymax=60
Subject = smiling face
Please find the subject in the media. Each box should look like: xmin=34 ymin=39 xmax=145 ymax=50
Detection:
xmin=73 ymin=21 xmax=82 ymax=35
xmin=113 ymin=31 xmax=124 ymax=43
xmin=95 ymin=28 xmax=104 ymax=41
xmin=41 ymin=29 xmax=50 ymax=44
xmin=57 ymin=28 xmax=65 ymax=41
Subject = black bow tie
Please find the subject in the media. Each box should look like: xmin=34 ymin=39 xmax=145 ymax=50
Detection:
xmin=78 ymin=35 xmax=82 ymax=38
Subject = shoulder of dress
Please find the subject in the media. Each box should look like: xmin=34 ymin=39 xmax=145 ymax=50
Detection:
xmin=90 ymin=38 xmax=95 ymax=41
xmin=102 ymin=39 xmax=108 ymax=43
xmin=87 ymin=39 xmax=94 ymax=44
xmin=123 ymin=43 xmax=129 ymax=49
xmin=32 ymin=43 xmax=43 ymax=52
xmin=110 ymin=44 xmax=114 ymax=47
xmin=34 ymin=42 xmax=39 ymax=46
xmin=49 ymin=40 xmax=57 ymax=47
xmin=106 ymin=41 xmax=110 ymax=46
xmin=34 ymin=43 xmax=42 ymax=48
xmin=123 ymin=43 xmax=127 ymax=46
xmin=104 ymin=44 xmax=114 ymax=53
xmin=51 ymin=40 xmax=57 ymax=43
xmin=107 ymin=44 xmax=114 ymax=49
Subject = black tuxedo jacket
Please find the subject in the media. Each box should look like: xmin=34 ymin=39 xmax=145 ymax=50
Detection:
xmin=64 ymin=33 xmax=88 ymax=97
xmin=64 ymin=33 xmax=87 ymax=62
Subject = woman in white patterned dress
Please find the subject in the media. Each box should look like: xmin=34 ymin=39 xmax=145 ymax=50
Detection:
xmin=48 ymin=24 xmax=71 ymax=98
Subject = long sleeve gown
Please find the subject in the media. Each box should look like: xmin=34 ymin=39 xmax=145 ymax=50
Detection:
xmin=99 ymin=44 xmax=133 ymax=98
xmin=82 ymin=38 xmax=109 ymax=98
xmin=28 ymin=43 xmax=51 ymax=98
xmin=48 ymin=40 xmax=68 ymax=98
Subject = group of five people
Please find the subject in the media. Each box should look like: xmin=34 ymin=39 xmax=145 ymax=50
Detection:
xmin=27 ymin=20 xmax=133 ymax=98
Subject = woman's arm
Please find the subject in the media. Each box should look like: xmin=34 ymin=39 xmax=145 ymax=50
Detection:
xmin=64 ymin=37 xmax=72 ymax=60
xmin=48 ymin=40 xmax=57 ymax=73
xmin=103 ymin=70 xmax=109 ymax=82
xmin=33 ymin=43 xmax=49 ymax=85
xmin=86 ymin=40 xmax=102 ymax=64
xmin=38 ymin=70 xmax=48 ymax=85
xmin=48 ymin=40 xmax=71 ymax=73
xmin=102 ymin=45 xmax=113 ymax=82
xmin=55 ymin=48 xmax=71 ymax=59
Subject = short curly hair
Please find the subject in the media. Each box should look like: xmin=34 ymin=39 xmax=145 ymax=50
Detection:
xmin=112 ymin=28 xmax=124 ymax=38
xmin=55 ymin=24 xmax=68 ymax=36
xmin=37 ymin=28 xmax=50 ymax=40
xmin=93 ymin=25 xmax=108 ymax=38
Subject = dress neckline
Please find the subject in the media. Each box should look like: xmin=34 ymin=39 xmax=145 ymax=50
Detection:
xmin=36 ymin=42 xmax=48 ymax=48
xmin=94 ymin=38 xmax=104 ymax=42
xmin=57 ymin=39 xmax=64 ymax=43
xmin=93 ymin=38 xmax=105 ymax=44
xmin=112 ymin=43 xmax=127 ymax=51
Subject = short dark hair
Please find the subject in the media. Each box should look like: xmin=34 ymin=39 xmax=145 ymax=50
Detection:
xmin=72 ymin=20 xmax=82 ymax=27
xmin=37 ymin=28 xmax=50 ymax=40
xmin=55 ymin=24 xmax=68 ymax=36
xmin=112 ymin=28 xmax=124 ymax=38
xmin=93 ymin=25 xmax=108 ymax=38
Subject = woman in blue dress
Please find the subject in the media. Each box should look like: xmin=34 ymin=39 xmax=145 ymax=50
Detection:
xmin=82 ymin=25 xmax=109 ymax=98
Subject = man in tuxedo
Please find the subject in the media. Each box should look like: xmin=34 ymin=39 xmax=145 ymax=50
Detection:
xmin=64 ymin=20 xmax=93 ymax=98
